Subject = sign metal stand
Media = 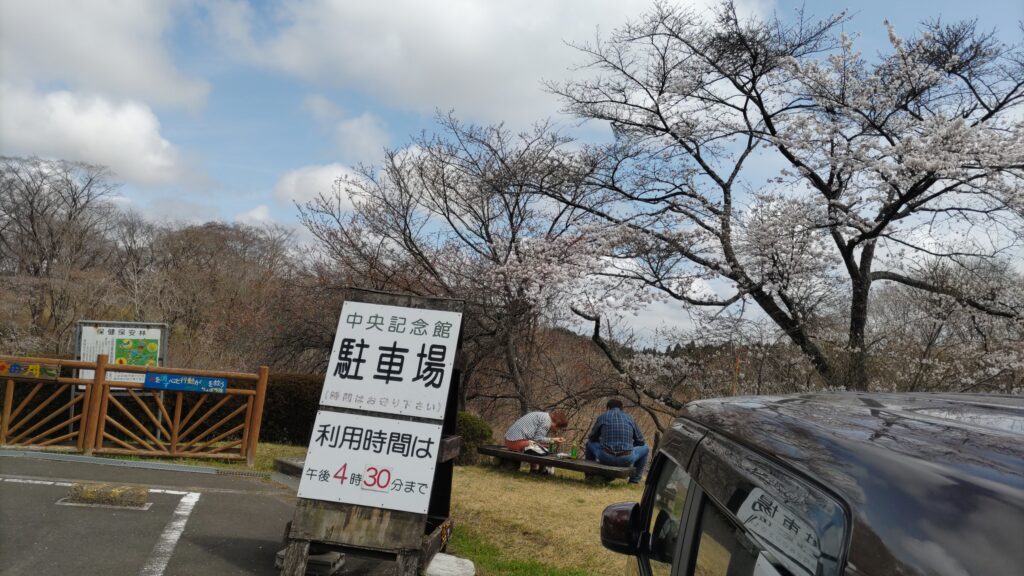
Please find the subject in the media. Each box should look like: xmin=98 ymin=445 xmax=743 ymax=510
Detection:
xmin=280 ymin=288 xmax=464 ymax=576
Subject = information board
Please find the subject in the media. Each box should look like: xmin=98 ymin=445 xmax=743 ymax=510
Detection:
xmin=77 ymin=322 xmax=167 ymax=383
xmin=296 ymin=410 xmax=442 ymax=514
xmin=319 ymin=302 xmax=462 ymax=420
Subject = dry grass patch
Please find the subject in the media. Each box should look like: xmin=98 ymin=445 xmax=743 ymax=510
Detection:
xmin=67 ymin=483 xmax=148 ymax=507
xmin=451 ymin=465 xmax=644 ymax=576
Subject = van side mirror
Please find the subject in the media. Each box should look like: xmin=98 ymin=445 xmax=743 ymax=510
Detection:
xmin=601 ymin=502 xmax=642 ymax=555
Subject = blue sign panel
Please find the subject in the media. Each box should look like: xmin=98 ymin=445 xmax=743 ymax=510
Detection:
xmin=144 ymin=372 xmax=227 ymax=394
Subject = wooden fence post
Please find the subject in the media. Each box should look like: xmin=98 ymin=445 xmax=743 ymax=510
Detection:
xmin=246 ymin=366 xmax=269 ymax=468
xmin=1 ymin=379 xmax=14 ymax=445
xmin=76 ymin=380 xmax=91 ymax=452
xmin=170 ymin=392 xmax=183 ymax=456
xmin=83 ymin=354 xmax=108 ymax=455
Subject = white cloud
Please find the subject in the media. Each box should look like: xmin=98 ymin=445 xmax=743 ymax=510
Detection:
xmin=0 ymin=84 xmax=184 ymax=186
xmin=214 ymin=0 xmax=769 ymax=124
xmin=334 ymin=113 xmax=390 ymax=164
xmin=300 ymin=97 xmax=390 ymax=163
xmin=274 ymin=163 xmax=357 ymax=209
xmin=107 ymin=195 xmax=135 ymax=209
xmin=202 ymin=0 xmax=258 ymax=59
xmin=303 ymin=93 xmax=342 ymax=121
xmin=627 ymin=298 xmax=697 ymax=343
xmin=563 ymin=296 xmax=697 ymax=347
xmin=235 ymin=204 xmax=273 ymax=224
xmin=0 ymin=0 xmax=208 ymax=109
xmin=142 ymin=196 xmax=220 ymax=224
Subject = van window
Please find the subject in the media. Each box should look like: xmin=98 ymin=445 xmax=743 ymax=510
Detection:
xmin=692 ymin=433 xmax=846 ymax=576
xmin=645 ymin=457 xmax=691 ymax=575
xmin=735 ymin=488 xmax=819 ymax=575
xmin=692 ymin=499 xmax=786 ymax=576
xmin=694 ymin=498 xmax=756 ymax=575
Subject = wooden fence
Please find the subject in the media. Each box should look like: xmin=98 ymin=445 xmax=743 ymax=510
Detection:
xmin=0 ymin=354 xmax=268 ymax=467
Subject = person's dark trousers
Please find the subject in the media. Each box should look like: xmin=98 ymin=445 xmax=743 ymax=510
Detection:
xmin=585 ymin=441 xmax=649 ymax=483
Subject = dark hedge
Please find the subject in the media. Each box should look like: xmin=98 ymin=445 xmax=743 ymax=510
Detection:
xmin=257 ymin=372 xmax=323 ymax=445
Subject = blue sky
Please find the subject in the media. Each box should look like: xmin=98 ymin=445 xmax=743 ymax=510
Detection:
xmin=2 ymin=0 xmax=1020 ymax=228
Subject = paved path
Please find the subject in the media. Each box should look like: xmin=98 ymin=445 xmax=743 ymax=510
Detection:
xmin=0 ymin=452 xmax=393 ymax=575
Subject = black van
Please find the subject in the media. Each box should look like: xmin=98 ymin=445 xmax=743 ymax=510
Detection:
xmin=600 ymin=393 xmax=1024 ymax=576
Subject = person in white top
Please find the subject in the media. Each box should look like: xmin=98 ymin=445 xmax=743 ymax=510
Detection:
xmin=503 ymin=410 xmax=568 ymax=474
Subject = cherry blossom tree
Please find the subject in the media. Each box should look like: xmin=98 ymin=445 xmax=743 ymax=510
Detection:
xmin=299 ymin=114 xmax=602 ymax=413
xmin=867 ymin=258 xmax=1023 ymax=393
xmin=547 ymin=1 xmax=1024 ymax=390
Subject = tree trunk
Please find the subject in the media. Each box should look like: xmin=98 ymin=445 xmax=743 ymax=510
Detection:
xmin=503 ymin=331 xmax=530 ymax=415
xmin=747 ymin=288 xmax=833 ymax=384
xmin=457 ymin=379 xmax=468 ymax=412
xmin=457 ymin=358 xmax=481 ymax=413
xmin=846 ymin=242 xmax=876 ymax=391
xmin=847 ymin=277 xmax=871 ymax=391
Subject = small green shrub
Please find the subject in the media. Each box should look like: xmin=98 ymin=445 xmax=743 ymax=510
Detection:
xmin=456 ymin=411 xmax=493 ymax=466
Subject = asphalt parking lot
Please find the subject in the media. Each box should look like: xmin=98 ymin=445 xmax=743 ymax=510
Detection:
xmin=0 ymin=452 xmax=392 ymax=575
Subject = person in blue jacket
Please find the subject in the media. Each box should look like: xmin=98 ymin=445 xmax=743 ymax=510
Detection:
xmin=585 ymin=398 xmax=648 ymax=483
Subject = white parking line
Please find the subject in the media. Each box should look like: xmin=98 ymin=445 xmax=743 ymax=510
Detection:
xmin=1 ymin=476 xmax=189 ymax=495
xmin=2 ymin=477 xmax=191 ymax=495
xmin=139 ymin=491 xmax=201 ymax=576
xmin=2 ymin=477 xmax=73 ymax=487
xmin=4 ymin=475 xmax=203 ymax=574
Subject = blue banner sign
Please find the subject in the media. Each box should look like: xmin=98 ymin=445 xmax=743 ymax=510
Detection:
xmin=144 ymin=372 xmax=227 ymax=394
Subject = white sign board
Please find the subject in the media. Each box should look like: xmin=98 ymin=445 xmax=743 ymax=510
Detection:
xmin=320 ymin=302 xmax=462 ymax=420
xmin=78 ymin=323 xmax=165 ymax=383
xmin=297 ymin=410 xmax=442 ymax=514
xmin=737 ymin=488 xmax=819 ymax=576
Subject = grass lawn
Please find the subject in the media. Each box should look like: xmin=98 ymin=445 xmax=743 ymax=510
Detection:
xmin=450 ymin=464 xmax=643 ymax=576
xmin=99 ymin=444 xmax=643 ymax=574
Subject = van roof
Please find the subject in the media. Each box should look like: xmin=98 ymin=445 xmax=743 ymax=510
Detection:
xmin=680 ymin=392 xmax=1024 ymax=575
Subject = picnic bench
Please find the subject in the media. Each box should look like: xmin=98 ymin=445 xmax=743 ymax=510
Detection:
xmin=477 ymin=445 xmax=633 ymax=484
